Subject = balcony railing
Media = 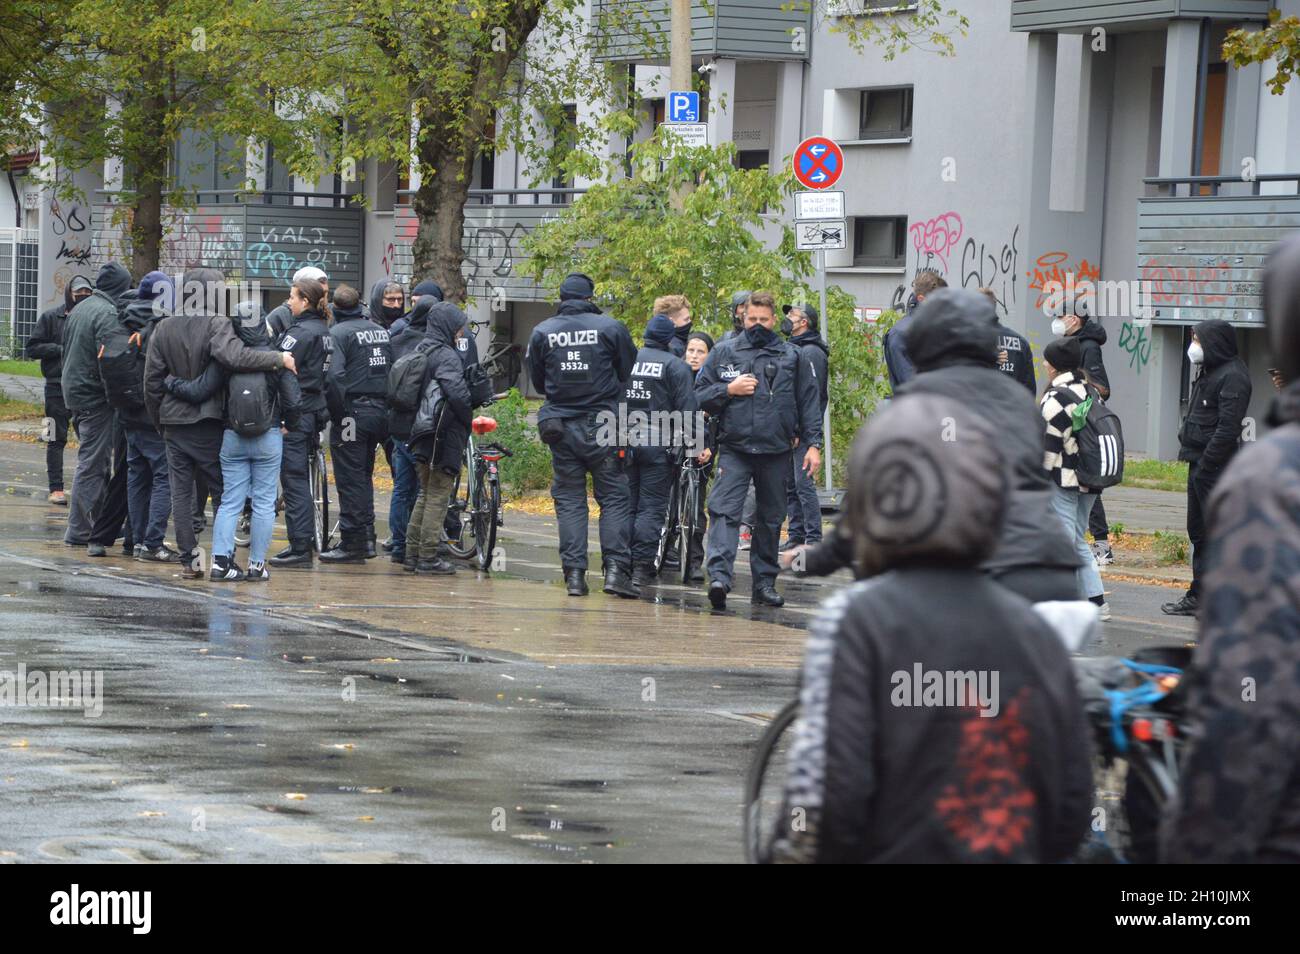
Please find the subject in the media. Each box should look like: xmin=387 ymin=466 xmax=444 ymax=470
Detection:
xmin=1137 ymin=174 xmax=1300 ymax=326
xmin=1010 ymin=1 xmax=1270 ymax=33
xmin=592 ymin=0 xmax=812 ymax=63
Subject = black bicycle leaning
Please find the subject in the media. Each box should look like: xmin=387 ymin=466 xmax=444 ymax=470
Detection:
xmin=654 ymin=449 xmax=707 ymax=584
xmin=446 ymin=415 xmax=511 ymax=572
xmin=741 ymin=646 xmax=1190 ymax=865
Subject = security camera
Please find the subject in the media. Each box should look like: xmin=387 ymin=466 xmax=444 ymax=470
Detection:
xmin=697 ymin=60 xmax=717 ymax=74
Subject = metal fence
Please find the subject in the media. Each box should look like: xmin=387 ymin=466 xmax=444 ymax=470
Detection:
xmin=0 ymin=228 xmax=40 ymax=358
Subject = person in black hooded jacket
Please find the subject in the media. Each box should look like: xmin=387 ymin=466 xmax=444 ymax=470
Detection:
xmin=1160 ymin=233 xmax=1300 ymax=862
xmin=781 ymin=302 xmax=829 ymax=549
xmin=384 ymin=296 xmax=435 ymax=563
xmin=1161 ymin=318 xmax=1252 ymax=617
xmin=27 ymin=274 xmax=92 ymax=503
xmin=402 ymin=301 xmax=473 ymax=575
xmin=789 ymin=290 xmax=1081 ymax=604
xmin=768 ymin=393 xmax=1093 ymax=864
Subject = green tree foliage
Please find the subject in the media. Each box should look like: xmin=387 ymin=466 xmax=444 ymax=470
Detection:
xmin=1225 ymin=9 xmax=1300 ymax=94
xmin=523 ymin=135 xmax=811 ymax=335
xmin=2 ymin=1 xmax=315 ymax=278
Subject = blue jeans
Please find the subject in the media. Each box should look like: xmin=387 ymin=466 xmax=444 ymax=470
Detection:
xmin=125 ymin=427 xmax=171 ymax=549
xmin=1051 ymin=486 xmax=1104 ymax=601
xmin=213 ymin=428 xmax=283 ymax=564
xmin=388 ymin=440 xmax=419 ymax=553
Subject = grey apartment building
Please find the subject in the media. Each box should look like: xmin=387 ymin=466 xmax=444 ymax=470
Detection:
xmin=8 ymin=0 xmax=1298 ymax=459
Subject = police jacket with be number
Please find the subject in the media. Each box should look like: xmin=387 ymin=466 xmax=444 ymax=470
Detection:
xmin=527 ymin=300 xmax=637 ymax=423
xmin=694 ymin=331 xmax=823 ymax=456
xmin=326 ymin=304 xmax=392 ymax=422
xmin=622 ymin=343 xmax=699 ymax=452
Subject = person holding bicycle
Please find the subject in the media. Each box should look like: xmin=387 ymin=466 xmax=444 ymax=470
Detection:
xmin=682 ymin=331 xmax=717 ymax=582
xmin=769 ymin=394 xmax=1092 ymax=864
xmin=624 ymin=314 xmax=698 ymax=588
xmin=270 ymin=276 xmax=334 ymax=569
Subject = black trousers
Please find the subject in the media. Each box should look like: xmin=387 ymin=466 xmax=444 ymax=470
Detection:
xmin=1185 ymin=457 xmax=1222 ymax=599
xmin=706 ymin=449 xmax=788 ymax=592
xmin=1088 ymin=494 xmax=1108 ymax=542
xmin=549 ymin=413 xmax=631 ymax=573
xmin=164 ymin=420 xmax=225 ymax=557
xmin=43 ymin=388 xmax=69 ymax=492
xmin=88 ymin=414 xmax=132 ymax=548
xmin=627 ymin=447 xmax=673 ymax=566
xmin=330 ymin=401 xmax=388 ymax=543
xmin=280 ymin=408 xmax=326 ymax=551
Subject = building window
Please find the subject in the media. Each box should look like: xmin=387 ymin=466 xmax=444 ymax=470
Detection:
xmin=853 ymin=216 xmax=907 ymax=267
xmin=858 ymin=86 xmax=913 ymax=140
xmin=735 ymin=150 xmax=769 ymax=170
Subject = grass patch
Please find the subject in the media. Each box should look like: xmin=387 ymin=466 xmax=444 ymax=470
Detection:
xmin=1123 ymin=458 xmax=1188 ymax=493
xmin=0 ymin=359 xmax=42 ymax=378
xmin=0 ymin=395 xmax=44 ymax=421
xmin=1152 ymin=530 xmax=1190 ymax=565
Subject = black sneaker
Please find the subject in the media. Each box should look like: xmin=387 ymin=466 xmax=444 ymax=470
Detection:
xmin=708 ymin=580 xmax=728 ymax=610
xmin=139 ymin=544 xmax=180 ymax=563
xmin=319 ymin=543 xmax=366 ymax=564
xmin=415 ymin=556 xmax=456 ymax=575
xmin=243 ymin=561 xmax=270 ymax=582
xmin=753 ymin=585 xmax=786 ymax=607
xmin=133 ymin=544 xmax=145 ymax=559
xmin=381 ymin=538 xmax=394 ymax=553
xmin=1161 ymin=594 xmax=1199 ymax=617
xmin=210 ymin=559 xmax=244 ymax=582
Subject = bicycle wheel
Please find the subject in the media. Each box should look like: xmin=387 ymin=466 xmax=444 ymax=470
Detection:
xmin=311 ymin=448 xmax=329 ymax=552
xmin=654 ymin=471 xmax=681 ymax=574
xmin=678 ymin=471 xmax=697 ymax=586
xmin=473 ymin=473 xmax=500 ymax=572
xmin=446 ymin=453 xmax=476 ymax=559
xmin=743 ymin=699 xmax=800 ymax=865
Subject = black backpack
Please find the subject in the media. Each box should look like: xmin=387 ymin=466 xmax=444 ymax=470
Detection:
xmin=99 ymin=326 xmax=148 ymax=411
xmin=466 ymin=362 xmax=493 ymax=408
xmin=226 ymin=371 xmax=278 ymax=437
xmin=1058 ymin=385 xmax=1125 ymax=489
xmin=387 ymin=339 xmax=436 ymax=413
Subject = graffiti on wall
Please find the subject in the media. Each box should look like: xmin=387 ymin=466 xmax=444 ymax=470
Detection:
xmin=1140 ymin=258 xmax=1237 ymax=307
xmin=1118 ymin=320 xmax=1152 ymax=374
xmin=908 ymin=211 xmax=964 ymax=274
xmin=1027 ymin=251 xmax=1101 ymax=310
xmin=903 ymin=211 xmax=1021 ymax=316
xmin=46 ymin=197 xmax=93 ymax=305
xmin=244 ymin=224 xmax=353 ymax=282
xmin=960 ymin=225 xmax=1020 ymax=316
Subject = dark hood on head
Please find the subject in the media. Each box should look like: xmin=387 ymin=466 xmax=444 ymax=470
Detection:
xmin=404 ymin=297 xmax=435 ymax=333
xmin=424 ymin=301 xmax=467 ymax=348
xmin=95 ymin=262 xmax=132 ymax=304
xmin=557 ymin=299 xmax=601 ymax=316
xmin=791 ymin=331 xmax=829 ymax=357
xmin=846 ymin=393 xmax=1006 ymax=576
xmin=369 ymin=278 xmax=402 ymax=323
xmin=1074 ymin=318 xmax=1107 ymax=346
xmin=121 ymin=295 xmax=160 ymax=331
xmin=1194 ymin=318 xmax=1238 ymax=369
xmin=902 ymin=288 xmax=999 ymax=372
xmin=1264 ymin=232 xmax=1300 ymax=382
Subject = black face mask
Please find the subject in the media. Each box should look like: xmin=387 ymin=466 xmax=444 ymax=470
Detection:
xmin=779 ymin=317 xmax=794 ymax=337
xmin=746 ymin=323 xmax=778 ymax=348
xmin=675 ymin=320 xmax=692 ymax=339
xmin=382 ymin=304 xmax=404 ymax=323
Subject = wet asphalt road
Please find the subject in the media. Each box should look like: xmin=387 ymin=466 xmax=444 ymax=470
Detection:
xmin=0 ymin=438 xmax=1194 ymax=862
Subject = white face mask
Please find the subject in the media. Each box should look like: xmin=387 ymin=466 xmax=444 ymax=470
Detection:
xmin=1187 ymin=342 xmax=1204 ymax=365
xmin=1051 ymin=318 xmax=1067 ymax=336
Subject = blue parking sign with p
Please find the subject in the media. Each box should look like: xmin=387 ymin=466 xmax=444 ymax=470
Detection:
xmin=668 ymin=91 xmax=699 ymax=123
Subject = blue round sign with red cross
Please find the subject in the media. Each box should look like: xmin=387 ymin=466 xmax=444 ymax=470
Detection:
xmin=793 ymin=136 xmax=844 ymax=190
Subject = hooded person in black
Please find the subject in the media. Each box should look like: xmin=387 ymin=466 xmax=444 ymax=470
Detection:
xmin=368 ymin=278 xmax=406 ymax=330
xmin=402 ymin=301 xmax=473 ymax=575
xmin=383 ymin=296 xmax=436 ymax=563
xmin=768 ymin=393 xmax=1092 ymax=864
xmin=1162 ymin=318 xmax=1252 ymax=616
xmin=1160 ymin=232 xmax=1300 ymax=863
xmin=781 ymin=302 xmax=829 ymax=549
xmin=899 ymin=289 xmax=1080 ymax=601
xmin=27 ymin=274 xmax=92 ymax=501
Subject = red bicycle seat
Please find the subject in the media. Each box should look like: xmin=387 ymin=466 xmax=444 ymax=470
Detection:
xmin=472 ymin=416 xmax=498 ymax=435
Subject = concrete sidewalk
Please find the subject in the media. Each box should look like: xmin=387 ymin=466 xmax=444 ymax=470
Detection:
xmin=0 ymin=371 xmax=44 ymax=404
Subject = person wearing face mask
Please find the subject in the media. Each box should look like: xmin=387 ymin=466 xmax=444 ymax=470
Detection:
xmin=368 ymin=279 xmax=406 ymax=331
xmin=1162 ymin=320 xmax=1252 ymax=617
xmin=1049 ymin=295 xmax=1114 ymax=566
xmin=695 ymin=291 xmax=823 ymax=609
xmin=721 ymin=290 xmax=751 ymax=343
xmin=28 ymin=275 xmax=93 ymax=505
xmin=779 ymin=302 xmax=829 ymax=552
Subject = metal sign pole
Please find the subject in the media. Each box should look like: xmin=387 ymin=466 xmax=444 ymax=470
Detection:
xmin=819 ymin=248 xmax=830 ymax=491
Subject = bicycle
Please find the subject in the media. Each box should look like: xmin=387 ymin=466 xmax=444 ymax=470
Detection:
xmin=309 ymin=429 xmax=331 ymax=553
xmin=445 ymin=416 xmax=511 ymax=571
xmin=653 ymin=449 xmax=708 ymax=584
xmin=741 ymin=645 xmax=1189 ymax=864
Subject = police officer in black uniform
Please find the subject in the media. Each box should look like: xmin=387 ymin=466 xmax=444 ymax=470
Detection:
xmin=270 ymin=276 xmax=333 ymax=568
xmin=624 ymin=314 xmax=699 ymax=586
xmin=527 ymin=273 xmax=638 ymax=597
xmin=321 ymin=284 xmax=392 ymax=563
xmin=695 ymin=291 xmax=822 ymax=609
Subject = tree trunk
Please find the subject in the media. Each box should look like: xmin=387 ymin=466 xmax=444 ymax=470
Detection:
xmin=411 ymin=118 xmax=479 ymax=304
xmin=126 ymin=84 xmax=169 ymax=280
